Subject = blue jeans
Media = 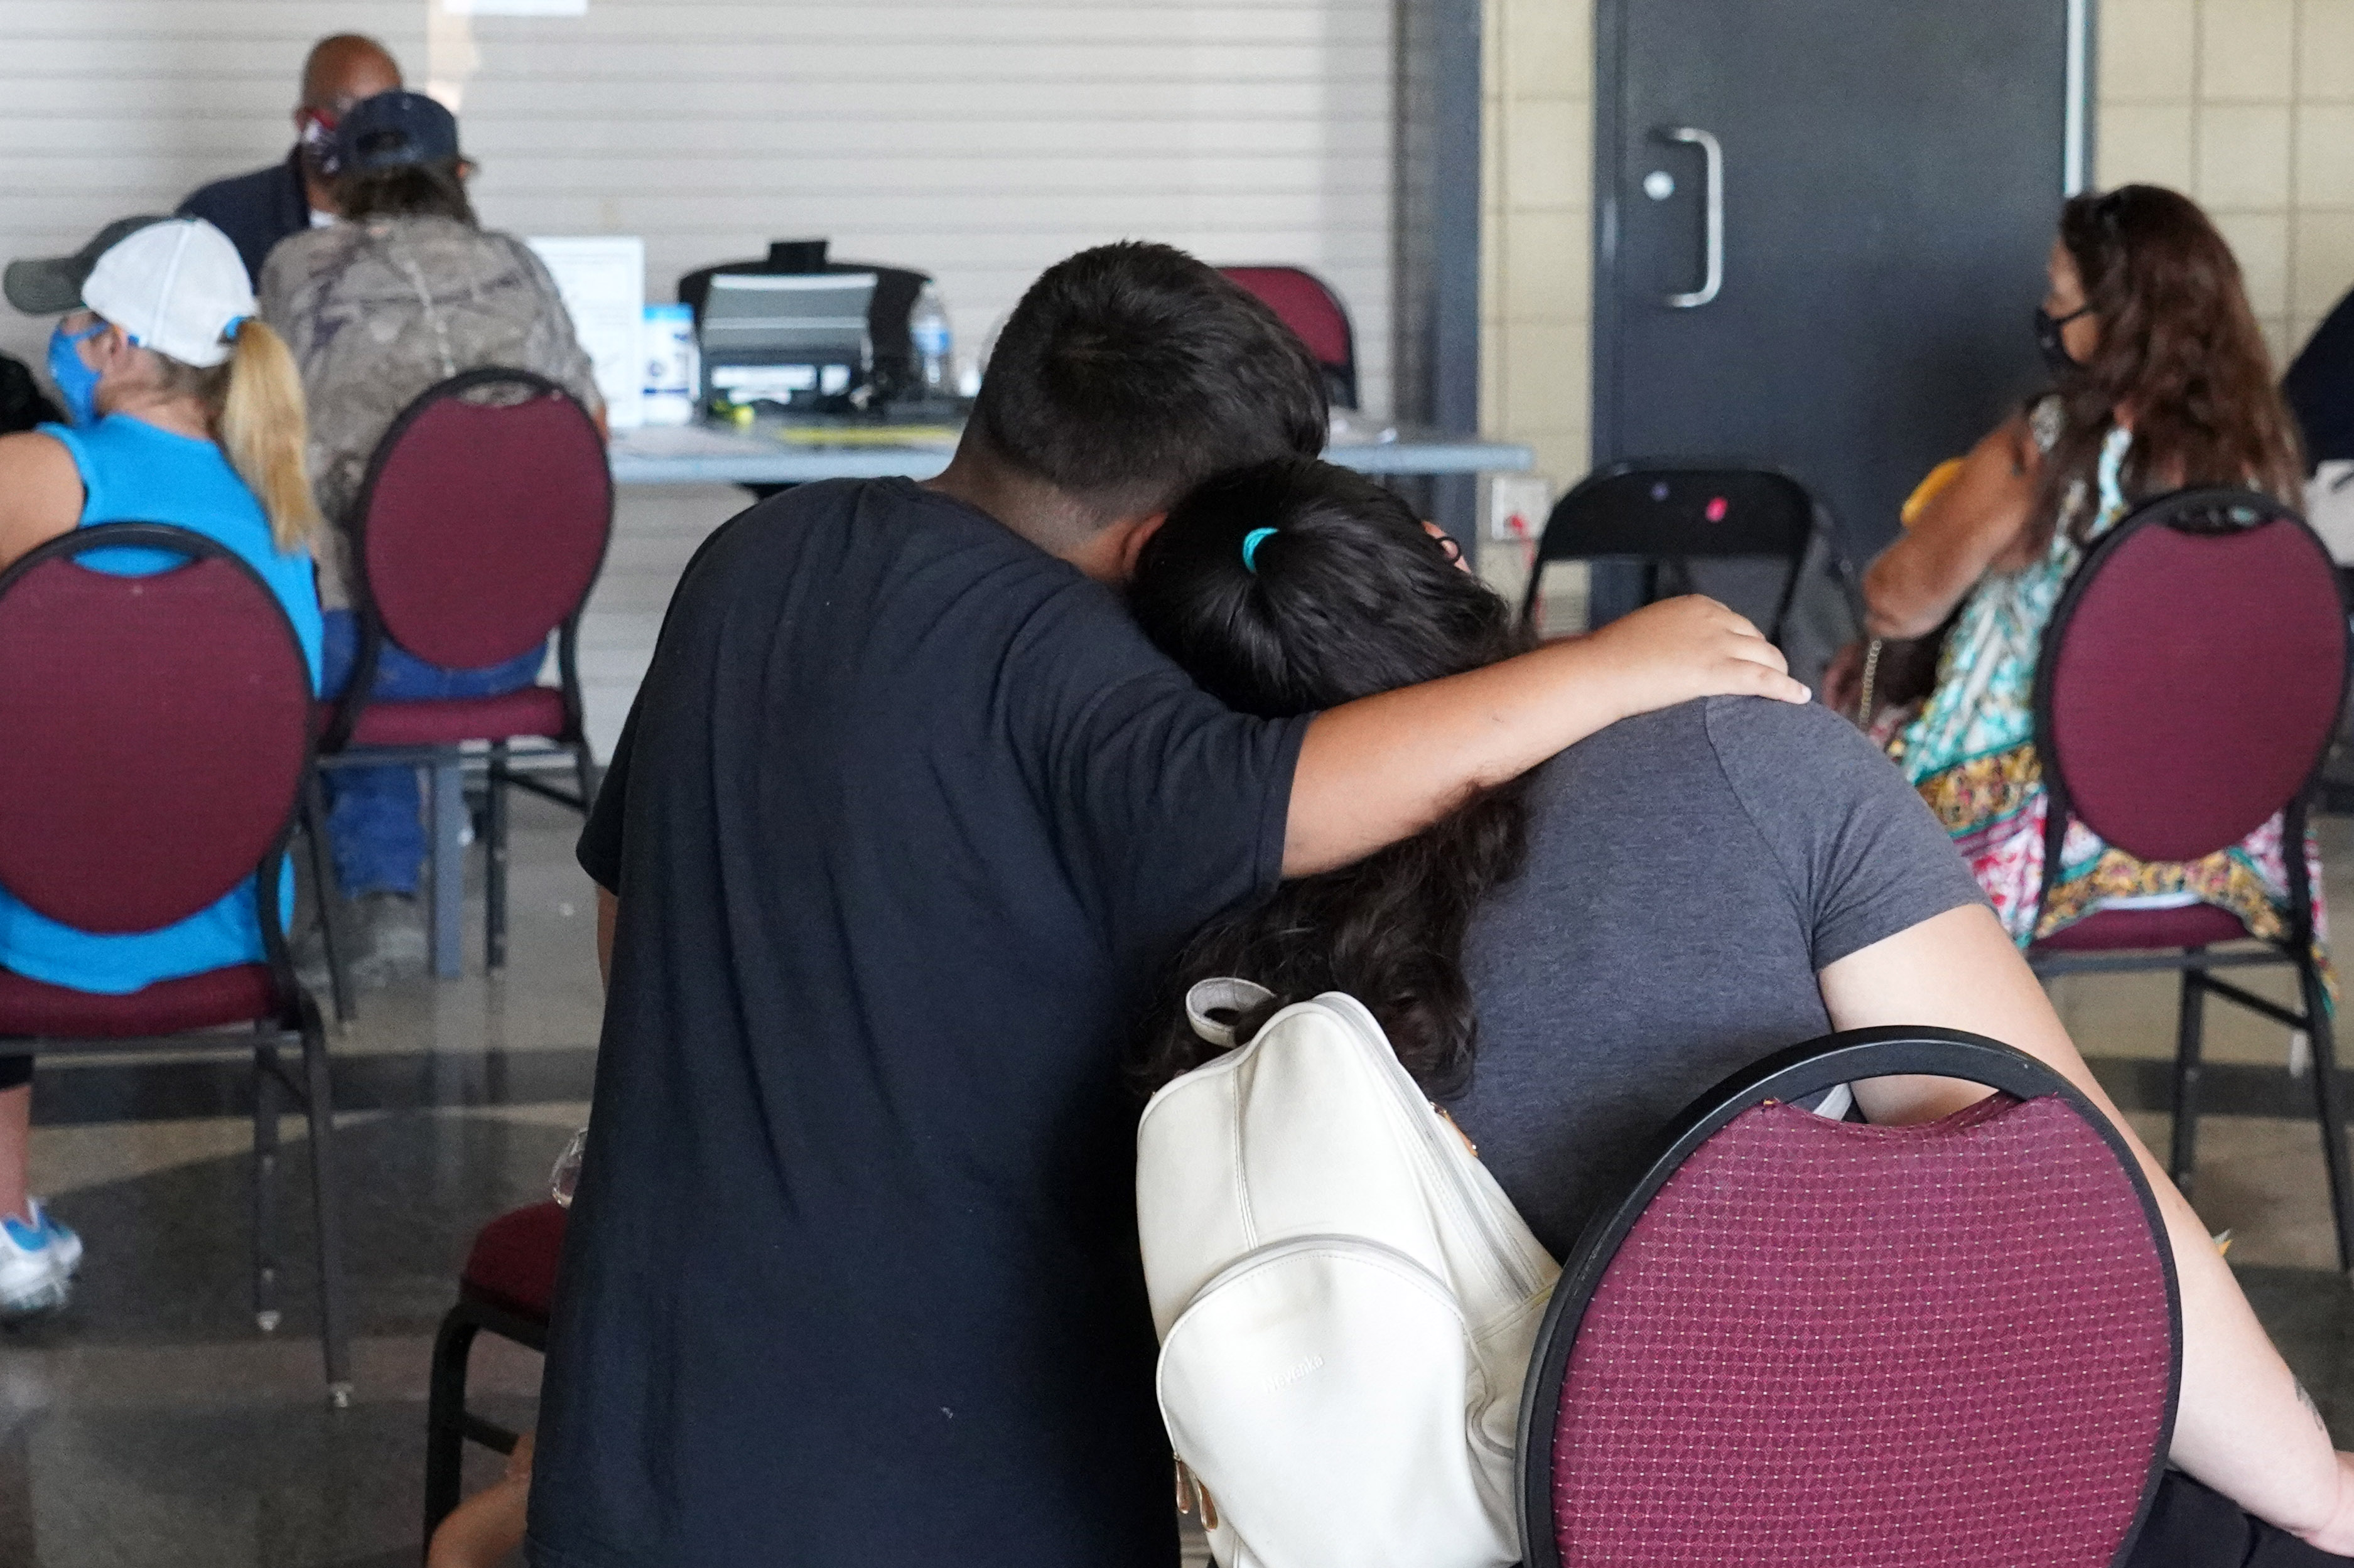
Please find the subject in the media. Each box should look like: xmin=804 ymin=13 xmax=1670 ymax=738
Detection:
xmin=319 ymin=611 xmax=545 ymax=897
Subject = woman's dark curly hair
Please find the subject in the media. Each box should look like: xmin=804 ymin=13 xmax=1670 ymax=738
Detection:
xmin=1129 ymin=456 xmax=1532 ymax=1098
xmin=2037 ymin=185 xmax=2304 ymax=544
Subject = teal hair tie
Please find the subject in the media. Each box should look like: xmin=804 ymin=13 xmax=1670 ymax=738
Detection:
xmin=1241 ymin=527 xmax=1277 ymax=573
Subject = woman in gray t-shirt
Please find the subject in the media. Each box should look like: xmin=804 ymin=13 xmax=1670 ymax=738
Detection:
xmin=1130 ymin=455 xmax=2354 ymax=1560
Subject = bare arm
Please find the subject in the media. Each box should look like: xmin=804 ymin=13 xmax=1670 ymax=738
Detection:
xmin=1860 ymin=416 xmax=2039 ymax=638
xmin=596 ymin=884 xmax=617 ymax=990
xmin=1283 ymin=595 xmax=1808 ymax=876
xmin=1823 ymin=905 xmax=2354 ymax=1549
xmin=0 ymin=431 xmax=85 ymax=575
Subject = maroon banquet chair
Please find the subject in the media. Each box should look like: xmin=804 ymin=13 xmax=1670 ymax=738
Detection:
xmin=0 ymin=524 xmax=350 ymax=1402
xmin=1218 ymin=265 xmax=1359 ymax=409
xmin=315 ymin=367 xmax=613 ymax=1004
xmin=1518 ymin=1027 xmax=2179 ymax=1568
xmin=2022 ymin=488 xmax=2354 ymax=1272
xmin=423 ymin=1199 xmax=566 ymax=1543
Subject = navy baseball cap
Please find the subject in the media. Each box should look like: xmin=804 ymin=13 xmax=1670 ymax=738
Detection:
xmin=336 ymin=89 xmax=462 ymax=173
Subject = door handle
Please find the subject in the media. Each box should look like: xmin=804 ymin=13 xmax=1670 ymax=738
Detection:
xmin=1656 ymin=126 xmax=1724 ymax=308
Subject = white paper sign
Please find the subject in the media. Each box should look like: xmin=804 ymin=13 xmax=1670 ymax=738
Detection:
xmin=529 ymin=235 xmax=645 ymax=429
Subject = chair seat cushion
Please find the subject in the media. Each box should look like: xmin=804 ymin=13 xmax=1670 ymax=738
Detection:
xmin=325 ymin=686 xmax=567 ymax=749
xmin=0 ymin=962 xmax=278 ymax=1038
xmin=2032 ymin=903 xmax=2255 ymax=954
xmin=460 ymin=1200 xmax=567 ymax=1323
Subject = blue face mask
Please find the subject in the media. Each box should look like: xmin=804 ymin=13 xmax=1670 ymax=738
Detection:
xmin=46 ymin=321 xmax=105 ymax=427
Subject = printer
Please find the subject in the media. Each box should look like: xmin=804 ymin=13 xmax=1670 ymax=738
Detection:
xmin=679 ymin=240 xmax=932 ymax=414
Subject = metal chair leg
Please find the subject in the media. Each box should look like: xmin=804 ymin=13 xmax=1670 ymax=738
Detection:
xmin=2171 ymin=960 xmax=2208 ymax=1198
xmin=486 ymin=743 xmax=510 ymax=972
xmin=296 ymin=997 xmax=352 ymax=1406
xmin=423 ymin=1303 xmax=483 ymax=1547
xmin=428 ymin=758 xmax=466 ymax=980
xmin=301 ymin=778 xmax=356 ymax=1026
xmin=573 ymin=741 xmax=600 ymax=815
xmin=252 ymin=1033 xmax=283 ymax=1334
xmin=2297 ymin=954 xmax=2354 ymax=1277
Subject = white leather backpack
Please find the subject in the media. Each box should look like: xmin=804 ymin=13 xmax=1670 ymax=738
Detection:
xmin=1135 ymin=982 xmax=1559 ymax=1568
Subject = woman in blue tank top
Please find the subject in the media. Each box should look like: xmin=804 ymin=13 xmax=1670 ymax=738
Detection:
xmin=0 ymin=217 xmax=323 ymax=1317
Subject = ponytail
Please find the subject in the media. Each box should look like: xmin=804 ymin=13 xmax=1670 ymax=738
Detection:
xmin=216 ymin=319 xmax=322 ymax=552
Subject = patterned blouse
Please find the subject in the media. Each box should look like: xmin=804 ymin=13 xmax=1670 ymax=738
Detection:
xmin=1887 ymin=404 xmax=2310 ymax=950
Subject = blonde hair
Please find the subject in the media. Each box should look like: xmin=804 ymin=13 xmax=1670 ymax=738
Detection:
xmin=150 ymin=320 xmax=323 ymax=553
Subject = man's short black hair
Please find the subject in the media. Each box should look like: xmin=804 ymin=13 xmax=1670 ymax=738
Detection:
xmin=972 ymin=242 xmax=1329 ymax=520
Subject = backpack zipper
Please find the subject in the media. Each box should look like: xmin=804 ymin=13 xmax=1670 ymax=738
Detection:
xmin=1323 ymin=996 xmax=1553 ymax=1305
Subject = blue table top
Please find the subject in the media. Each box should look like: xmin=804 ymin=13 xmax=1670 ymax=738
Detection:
xmin=608 ymin=417 xmax=1533 ymax=485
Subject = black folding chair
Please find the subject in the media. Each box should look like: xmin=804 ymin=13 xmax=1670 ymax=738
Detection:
xmin=1518 ymin=461 xmax=1820 ymax=643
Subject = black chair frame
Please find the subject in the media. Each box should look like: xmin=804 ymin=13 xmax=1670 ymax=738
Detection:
xmin=0 ymin=524 xmax=350 ymax=1404
xmin=1515 ymin=1026 xmax=2181 ymax=1568
xmin=1515 ymin=459 xmax=1821 ymax=644
xmin=2026 ymin=488 xmax=2354 ymax=1275
xmin=313 ymin=367 xmax=613 ymax=1009
xmin=422 ymin=1283 xmax=548 ymax=1545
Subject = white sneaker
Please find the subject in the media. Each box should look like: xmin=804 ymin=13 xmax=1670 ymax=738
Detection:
xmin=28 ymin=1200 xmax=79 ymax=1278
xmin=0 ymin=1207 xmax=70 ymax=1319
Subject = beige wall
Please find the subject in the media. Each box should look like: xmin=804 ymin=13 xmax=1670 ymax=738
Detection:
xmin=1479 ymin=0 xmax=2354 ymax=571
xmin=1481 ymin=0 xmax=1594 ymax=510
xmin=2099 ymin=0 xmax=2354 ymax=363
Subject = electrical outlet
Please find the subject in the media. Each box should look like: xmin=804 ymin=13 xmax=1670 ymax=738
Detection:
xmin=1487 ymin=474 xmax=1553 ymax=543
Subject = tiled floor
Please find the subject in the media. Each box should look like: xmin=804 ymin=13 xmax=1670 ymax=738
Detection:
xmin=4 ymin=793 xmax=598 ymax=1568
xmin=7 ymin=795 xmax=2354 ymax=1565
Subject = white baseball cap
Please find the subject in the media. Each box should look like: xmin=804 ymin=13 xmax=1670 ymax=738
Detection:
xmin=80 ymin=218 xmax=256 ymax=370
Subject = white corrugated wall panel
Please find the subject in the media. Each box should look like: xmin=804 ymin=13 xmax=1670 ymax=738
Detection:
xmin=0 ymin=1 xmax=1394 ymax=758
xmin=0 ymin=1 xmax=1394 ymax=400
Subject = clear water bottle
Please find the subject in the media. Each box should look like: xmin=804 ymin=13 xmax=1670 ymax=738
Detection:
xmin=910 ymin=282 xmax=953 ymax=399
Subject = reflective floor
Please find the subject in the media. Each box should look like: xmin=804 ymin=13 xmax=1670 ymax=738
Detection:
xmin=6 ymin=798 xmax=2354 ymax=1565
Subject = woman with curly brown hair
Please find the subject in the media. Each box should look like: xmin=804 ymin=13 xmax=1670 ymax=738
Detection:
xmin=1843 ymin=185 xmax=2308 ymax=946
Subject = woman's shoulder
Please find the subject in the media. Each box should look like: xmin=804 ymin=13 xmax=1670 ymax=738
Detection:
xmin=0 ymin=426 xmax=82 ymax=498
xmin=0 ymin=426 xmax=82 ymax=491
xmin=394 ymin=219 xmax=539 ymax=270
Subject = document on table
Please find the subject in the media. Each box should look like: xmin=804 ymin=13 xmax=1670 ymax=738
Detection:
xmin=528 ymin=235 xmax=645 ymax=429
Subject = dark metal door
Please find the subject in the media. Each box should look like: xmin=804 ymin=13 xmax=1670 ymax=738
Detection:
xmin=1594 ymin=0 xmax=2088 ymax=566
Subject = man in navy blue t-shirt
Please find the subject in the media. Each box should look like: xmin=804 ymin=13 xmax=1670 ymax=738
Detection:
xmin=528 ymin=242 xmax=1804 ymax=1568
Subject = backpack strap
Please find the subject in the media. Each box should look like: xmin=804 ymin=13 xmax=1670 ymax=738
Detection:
xmin=1184 ymin=978 xmax=1277 ymax=1048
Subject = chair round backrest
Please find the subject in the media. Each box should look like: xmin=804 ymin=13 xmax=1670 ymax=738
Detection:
xmin=1520 ymin=1029 xmax=2178 ymax=1568
xmin=355 ymin=367 xmax=613 ymax=671
xmin=0 ymin=525 xmax=311 ymax=934
xmin=1521 ymin=462 xmax=1821 ymax=636
xmin=2036 ymin=488 xmax=2348 ymax=864
xmin=1217 ymin=266 xmax=1358 ymax=406
xmin=1536 ymin=463 xmax=1817 ymax=564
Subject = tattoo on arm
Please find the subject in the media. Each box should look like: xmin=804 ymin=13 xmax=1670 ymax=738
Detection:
xmin=2299 ymin=1378 xmax=2331 ymax=1437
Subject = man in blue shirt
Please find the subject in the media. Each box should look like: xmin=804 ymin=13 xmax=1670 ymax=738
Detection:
xmin=176 ymin=33 xmax=402 ymax=286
